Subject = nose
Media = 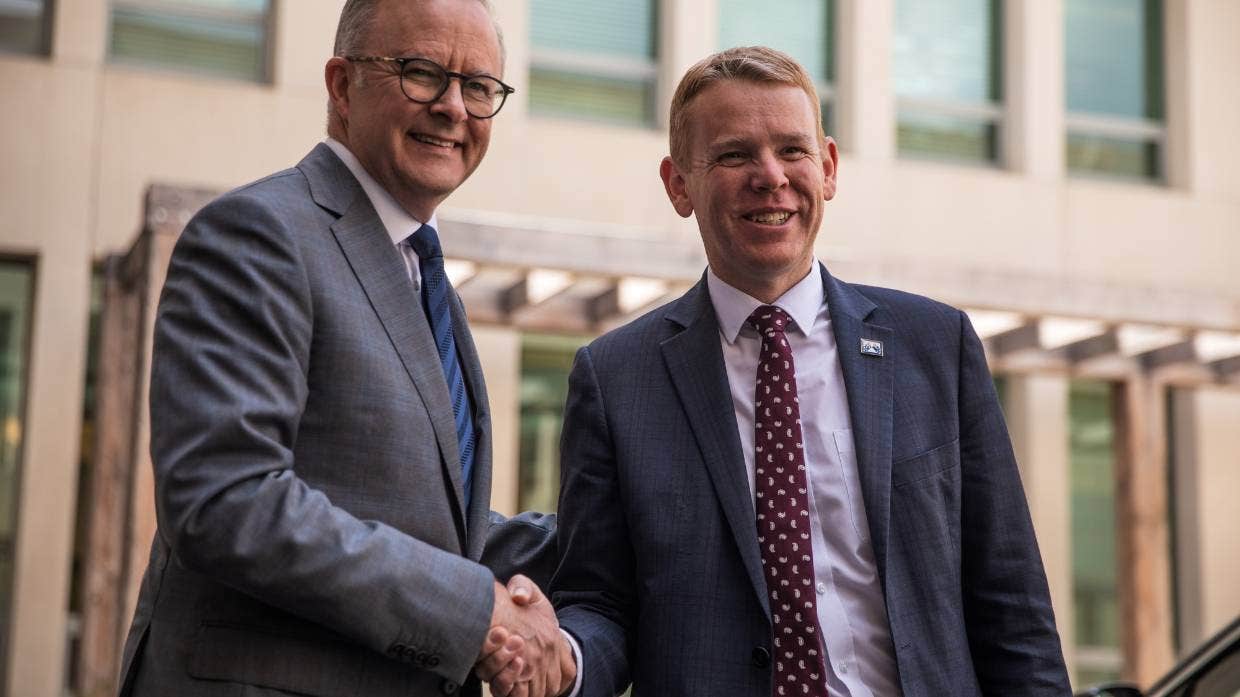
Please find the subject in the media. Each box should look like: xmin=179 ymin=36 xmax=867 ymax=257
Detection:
xmin=428 ymin=78 xmax=469 ymax=123
xmin=749 ymin=151 xmax=788 ymax=192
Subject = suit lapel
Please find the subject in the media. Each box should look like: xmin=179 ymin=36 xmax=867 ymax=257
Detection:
xmin=303 ymin=145 xmax=470 ymax=547
xmin=451 ymin=295 xmax=493 ymax=560
xmin=822 ymin=265 xmax=894 ymax=583
xmin=661 ymin=280 xmax=770 ymax=619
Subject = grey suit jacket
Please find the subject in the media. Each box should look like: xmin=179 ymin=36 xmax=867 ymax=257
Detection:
xmin=552 ymin=268 xmax=1071 ymax=696
xmin=118 ymin=144 xmax=555 ymax=697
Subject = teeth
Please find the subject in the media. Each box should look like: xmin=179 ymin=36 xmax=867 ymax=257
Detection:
xmin=748 ymin=212 xmax=791 ymax=224
xmin=412 ymin=134 xmax=456 ymax=148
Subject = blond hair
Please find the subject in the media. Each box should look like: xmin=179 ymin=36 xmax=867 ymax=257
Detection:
xmin=668 ymin=46 xmax=824 ymax=165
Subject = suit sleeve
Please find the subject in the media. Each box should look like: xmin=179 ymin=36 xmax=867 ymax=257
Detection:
xmin=149 ymin=191 xmax=494 ymax=683
xmin=955 ymin=311 xmax=1072 ymax=695
xmin=551 ymin=346 xmax=635 ymax=697
xmin=482 ymin=510 xmax=558 ymax=589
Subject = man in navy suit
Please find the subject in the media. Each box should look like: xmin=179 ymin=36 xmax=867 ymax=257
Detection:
xmin=549 ymin=46 xmax=1072 ymax=697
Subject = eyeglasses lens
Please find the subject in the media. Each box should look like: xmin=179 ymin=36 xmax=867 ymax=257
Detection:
xmin=401 ymin=59 xmax=506 ymax=118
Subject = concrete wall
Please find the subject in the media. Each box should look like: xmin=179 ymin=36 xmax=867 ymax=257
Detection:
xmin=0 ymin=0 xmax=1237 ymax=694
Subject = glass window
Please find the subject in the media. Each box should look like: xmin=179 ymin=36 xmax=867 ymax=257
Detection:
xmin=529 ymin=0 xmax=658 ymax=126
xmin=1065 ymin=0 xmax=1164 ymax=180
xmin=518 ymin=334 xmax=588 ymax=513
xmin=109 ymin=0 xmax=271 ymax=82
xmin=718 ymin=0 xmax=836 ymax=136
xmin=893 ymin=0 xmax=1003 ymax=163
xmin=0 ymin=261 xmax=34 ymax=692
xmin=0 ymin=0 xmax=52 ymax=54
xmin=1070 ymin=380 xmax=1122 ymax=687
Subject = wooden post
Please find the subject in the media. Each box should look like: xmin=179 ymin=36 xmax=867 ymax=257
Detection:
xmin=1112 ymin=375 xmax=1176 ymax=686
xmin=73 ymin=185 xmax=214 ymax=697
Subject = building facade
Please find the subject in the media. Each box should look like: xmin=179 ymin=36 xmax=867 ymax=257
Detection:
xmin=0 ymin=1 xmax=1237 ymax=696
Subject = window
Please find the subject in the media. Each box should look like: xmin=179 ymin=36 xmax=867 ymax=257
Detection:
xmin=893 ymin=0 xmax=1003 ymax=163
xmin=0 ymin=0 xmax=52 ymax=54
xmin=1065 ymin=0 xmax=1164 ymax=180
xmin=529 ymin=0 xmax=658 ymax=127
xmin=1070 ymin=380 xmax=1122 ymax=686
xmin=109 ymin=0 xmax=271 ymax=82
xmin=718 ymin=0 xmax=836 ymax=135
xmin=0 ymin=260 xmax=34 ymax=692
xmin=518 ymin=334 xmax=588 ymax=513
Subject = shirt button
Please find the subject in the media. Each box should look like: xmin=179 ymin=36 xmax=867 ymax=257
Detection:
xmin=816 ymin=582 xmax=827 ymax=595
xmin=839 ymin=662 xmax=849 ymax=674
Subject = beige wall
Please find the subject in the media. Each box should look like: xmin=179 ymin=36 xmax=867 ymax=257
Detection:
xmin=1 ymin=0 xmax=1238 ymax=694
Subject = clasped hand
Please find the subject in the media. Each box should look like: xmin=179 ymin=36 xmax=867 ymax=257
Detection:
xmin=475 ymin=574 xmax=576 ymax=697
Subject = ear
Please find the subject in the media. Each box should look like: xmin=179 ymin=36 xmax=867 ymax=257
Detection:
xmin=821 ymin=136 xmax=840 ymax=201
xmin=325 ymin=57 xmax=353 ymax=124
xmin=659 ymin=156 xmax=695 ymax=218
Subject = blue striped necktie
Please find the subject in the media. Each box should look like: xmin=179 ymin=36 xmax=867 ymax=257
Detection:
xmin=407 ymin=223 xmax=476 ymax=507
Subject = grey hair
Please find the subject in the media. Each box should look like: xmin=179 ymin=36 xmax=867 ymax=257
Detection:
xmin=333 ymin=0 xmax=507 ymax=67
xmin=327 ymin=0 xmax=507 ymax=134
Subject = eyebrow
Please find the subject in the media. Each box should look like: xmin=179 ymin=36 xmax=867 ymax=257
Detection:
xmin=707 ymin=133 xmax=817 ymax=153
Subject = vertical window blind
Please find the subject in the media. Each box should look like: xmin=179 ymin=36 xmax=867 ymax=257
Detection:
xmin=0 ymin=0 xmax=50 ymax=54
xmin=1066 ymin=0 xmax=1164 ymax=180
xmin=109 ymin=0 xmax=271 ymax=82
xmin=529 ymin=0 xmax=658 ymax=126
xmin=893 ymin=0 xmax=1003 ymax=163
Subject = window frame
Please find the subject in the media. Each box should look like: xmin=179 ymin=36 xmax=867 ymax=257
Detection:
xmin=106 ymin=0 xmax=275 ymax=83
xmin=1064 ymin=0 xmax=1167 ymax=182
xmin=527 ymin=1 xmax=660 ymax=128
xmin=892 ymin=0 xmax=1006 ymax=166
xmin=0 ymin=0 xmax=56 ymax=56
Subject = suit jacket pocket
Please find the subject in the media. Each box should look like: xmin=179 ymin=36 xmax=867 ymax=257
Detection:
xmin=188 ymin=622 xmax=426 ymax=697
xmin=891 ymin=438 xmax=961 ymax=488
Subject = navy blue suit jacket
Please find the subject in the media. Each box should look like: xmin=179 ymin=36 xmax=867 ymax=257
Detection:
xmin=552 ymin=266 xmax=1071 ymax=696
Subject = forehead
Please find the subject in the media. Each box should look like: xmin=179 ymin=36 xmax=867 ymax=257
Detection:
xmin=369 ymin=0 xmax=501 ymax=73
xmin=683 ymin=80 xmax=818 ymax=150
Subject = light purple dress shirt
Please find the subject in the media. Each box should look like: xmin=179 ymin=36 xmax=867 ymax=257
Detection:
xmin=708 ymin=264 xmax=903 ymax=697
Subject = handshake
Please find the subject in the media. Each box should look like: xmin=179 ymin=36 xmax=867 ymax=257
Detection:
xmin=475 ymin=574 xmax=577 ymax=697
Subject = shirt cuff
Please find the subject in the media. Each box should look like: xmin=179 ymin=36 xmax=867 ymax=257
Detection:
xmin=560 ymin=629 xmax=584 ymax=697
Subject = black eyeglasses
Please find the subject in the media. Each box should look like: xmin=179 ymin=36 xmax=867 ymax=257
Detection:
xmin=346 ymin=56 xmax=515 ymax=119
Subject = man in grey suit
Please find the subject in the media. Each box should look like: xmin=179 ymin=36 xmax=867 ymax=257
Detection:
xmin=551 ymin=47 xmax=1072 ymax=696
xmin=118 ymin=1 xmax=574 ymax=696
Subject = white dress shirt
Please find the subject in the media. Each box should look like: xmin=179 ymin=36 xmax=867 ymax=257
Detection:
xmin=708 ymin=264 xmax=902 ymax=697
xmin=324 ymin=138 xmax=435 ymax=288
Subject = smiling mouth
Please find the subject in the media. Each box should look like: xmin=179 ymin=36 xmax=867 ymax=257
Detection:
xmin=744 ymin=211 xmax=792 ymax=225
xmin=410 ymin=133 xmax=460 ymax=149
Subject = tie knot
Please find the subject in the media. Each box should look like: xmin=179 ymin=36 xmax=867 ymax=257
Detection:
xmin=747 ymin=305 xmax=793 ymax=337
xmin=406 ymin=223 xmax=442 ymax=260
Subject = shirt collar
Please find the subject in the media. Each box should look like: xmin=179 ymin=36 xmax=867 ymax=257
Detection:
xmin=706 ymin=262 xmax=826 ymax=344
xmin=325 ymin=137 xmax=438 ymax=246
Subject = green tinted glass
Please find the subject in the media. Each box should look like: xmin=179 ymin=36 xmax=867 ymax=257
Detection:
xmin=530 ymin=68 xmax=654 ymax=127
xmin=518 ymin=334 xmax=589 ymax=513
xmin=531 ymin=0 xmax=656 ymax=58
xmin=1067 ymin=133 xmax=1160 ymax=179
xmin=109 ymin=0 xmax=270 ymax=81
xmin=529 ymin=0 xmax=657 ymax=125
xmin=894 ymin=0 xmax=1000 ymax=103
xmin=897 ymin=111 xmax=998 ymax=162
xmin=1070 ymin=380 xmax=1122 ymax=685
xmin=0 ymin=0 xmax=49 ymax=54
xmin=0 ymin=261 xmax=33 ymax=690
xmin=1066 ymin=0 xmax=1163 ymax=119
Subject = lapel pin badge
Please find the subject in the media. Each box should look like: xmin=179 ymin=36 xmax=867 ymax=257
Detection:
xmin=860 ymin=338 xmax=884 ymax=357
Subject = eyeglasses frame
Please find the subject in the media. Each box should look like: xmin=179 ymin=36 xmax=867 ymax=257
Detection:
xmin=345 ymin=56 xmax=516 ymax=119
